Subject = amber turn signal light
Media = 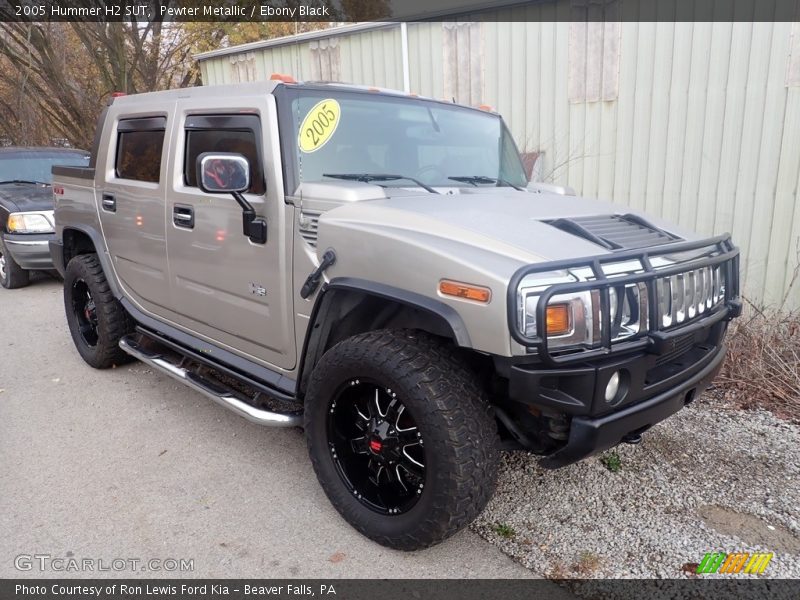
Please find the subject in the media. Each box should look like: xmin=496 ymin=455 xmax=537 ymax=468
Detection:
xmin=547 ymin=304 xmax=572 ymax=335
xmin=545 ymin=303 xmax=572 ymax=335
xmin=438 ymin=280 xmax=492 ymax=303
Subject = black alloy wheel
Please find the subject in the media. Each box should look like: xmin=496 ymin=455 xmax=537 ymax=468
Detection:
xmin=71 ymin=279 xmax=100 ymax=346
xmin=328 ymin=378 xmax=425 ymax=515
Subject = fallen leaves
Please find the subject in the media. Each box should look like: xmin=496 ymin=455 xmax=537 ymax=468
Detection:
xmin=328 ymin=552 xmax=346 ymax=563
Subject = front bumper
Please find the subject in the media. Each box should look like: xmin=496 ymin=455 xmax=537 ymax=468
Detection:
xmin=507 ymin=311 xmax=733 ymax=417
xmin=539 ymin=342 xmax=725 ymax=468
xmin=2 ymin=233 xmax=55 ymax=270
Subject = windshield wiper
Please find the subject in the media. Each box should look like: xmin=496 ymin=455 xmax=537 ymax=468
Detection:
xmin=323 ymin=173 xmax=439 ymax=194
xmin=448 ymin=175 xmax=525 ymax=191
xmin=0 ymin=179 xmax=50 ymax=186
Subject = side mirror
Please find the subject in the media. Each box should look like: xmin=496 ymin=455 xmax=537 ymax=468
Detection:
xmin=196 ymin=152 xmax=267 ymax=244
xmin=197 ymin=152 xmax=250 ymax=194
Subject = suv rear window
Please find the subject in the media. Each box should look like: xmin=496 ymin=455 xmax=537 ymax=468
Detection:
xmin=115 ymin=117 xmax=166 ymax=183
xmin=183 ymin=114 xmax=265 ymax=195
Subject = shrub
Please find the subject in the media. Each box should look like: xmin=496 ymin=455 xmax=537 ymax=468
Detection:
xmin=717 ymin=264 xmax=800 ymax=423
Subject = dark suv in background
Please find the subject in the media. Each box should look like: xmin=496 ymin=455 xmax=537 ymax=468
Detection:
xmin=0 ymin=147 xmax=90 ymax=289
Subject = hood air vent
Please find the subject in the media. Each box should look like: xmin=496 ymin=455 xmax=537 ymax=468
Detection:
xmin=546 ymin=214 xmax=681 ymax=251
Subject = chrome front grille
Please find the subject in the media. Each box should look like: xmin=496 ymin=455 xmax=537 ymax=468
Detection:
xmin=655 ymin=265 xmax=725 ymax=328
xmin=583 ymin=257 xmax=727 ymax=342
xmin=298 ymin=210 xmax=321 ymax=248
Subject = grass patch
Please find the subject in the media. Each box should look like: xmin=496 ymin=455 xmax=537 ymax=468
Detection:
xmin=493 ymin=522 xmax=516 ymax=539
xmin=574 ymin=551 xmax=602 ymax=575
xmin=601 ymin=451 xmax=622 ymax=473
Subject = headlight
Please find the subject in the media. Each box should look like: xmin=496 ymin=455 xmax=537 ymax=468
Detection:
xmin=517 ymin=270 xmax=598 ymax=348
xmin=7 ymin=211 xmax=55 ymax=234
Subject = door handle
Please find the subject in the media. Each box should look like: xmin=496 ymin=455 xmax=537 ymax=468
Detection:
xmin=173 ymin=205 xmax=194 ymax=229
xmin=101 ymin=193 xmax=116 ymax=212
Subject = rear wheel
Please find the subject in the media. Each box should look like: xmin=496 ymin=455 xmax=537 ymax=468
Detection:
xmin=305 ymin=329 xmax=500 ymax=550
xmin=0 ymin=238 xmax=30 ymax=289
xmin=64 ymin=254 xmax=133 ymax=368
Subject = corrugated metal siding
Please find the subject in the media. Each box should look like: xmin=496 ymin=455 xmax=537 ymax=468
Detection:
xmin=199 ymin=15 xmax=800 ymax=308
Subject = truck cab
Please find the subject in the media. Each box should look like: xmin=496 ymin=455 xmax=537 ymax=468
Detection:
xmin=51 ymin=79 xmax=741 ymax=550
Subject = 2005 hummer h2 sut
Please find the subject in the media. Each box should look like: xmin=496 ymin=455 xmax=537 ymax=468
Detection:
xmin=51 ymin=80 xmax=741 ymax=550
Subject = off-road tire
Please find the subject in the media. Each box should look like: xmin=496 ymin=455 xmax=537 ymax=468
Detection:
xmin=305 ymin=329 xmax=500 ymax=550
xmin=0 ymin=238 xmax=30 ymax=289
xmin=64 ymin=254 xmax=133 ymax=369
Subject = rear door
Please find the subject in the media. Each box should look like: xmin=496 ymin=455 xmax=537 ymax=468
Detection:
xmin=98 ymin=115 xmax=171 ymax=313
xmin=165 ymin=101 xmax=295 ymax=371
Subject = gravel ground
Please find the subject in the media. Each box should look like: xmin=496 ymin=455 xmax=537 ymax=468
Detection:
xmin=471 ymin=390 xmax=800 ymax=580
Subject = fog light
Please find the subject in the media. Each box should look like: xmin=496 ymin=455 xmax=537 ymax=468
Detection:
xmin=605 ymin=371 xmax=621 ymax=403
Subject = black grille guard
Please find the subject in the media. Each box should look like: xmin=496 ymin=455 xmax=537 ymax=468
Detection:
xmin=507 ymin=233 xmax=741 ymax=366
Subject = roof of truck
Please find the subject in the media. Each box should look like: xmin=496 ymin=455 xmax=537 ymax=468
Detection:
xmin=109 ymin=80 xmax=282 ymax=104
xmin=109 ymin=80 xmax=427 ymax=104
xmin=108 ymin=80 xmax=493 ymax=116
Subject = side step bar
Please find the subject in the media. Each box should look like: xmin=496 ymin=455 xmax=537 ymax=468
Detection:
xmin=119 ymin=336 xmax=302 ymax=428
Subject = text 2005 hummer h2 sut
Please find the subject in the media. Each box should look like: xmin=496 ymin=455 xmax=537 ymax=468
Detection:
xmin=51 ymin=80 xmax=741 ymax=550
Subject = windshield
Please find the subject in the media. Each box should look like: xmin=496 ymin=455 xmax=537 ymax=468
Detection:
xmin=280 ymin=88 xmax=527 ymax=191
xmin=0 ymin=151 xmax=90 ymax=184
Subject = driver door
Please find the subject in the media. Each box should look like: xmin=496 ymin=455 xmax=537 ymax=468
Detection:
xmin=165 ymin=107 xmax=295 ymax=371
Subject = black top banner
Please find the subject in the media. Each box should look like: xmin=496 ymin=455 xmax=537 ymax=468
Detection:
xmin=0 ymin=0 xmax=799 ymax=23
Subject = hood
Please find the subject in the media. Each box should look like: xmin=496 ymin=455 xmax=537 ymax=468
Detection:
xmin=320 ymin=187 xmax=697 ymax=265
xmin=0 ymin=182 xmax=53 ymax=213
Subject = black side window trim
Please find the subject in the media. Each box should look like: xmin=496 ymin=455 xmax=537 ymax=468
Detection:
xmin=114 ymin=116 xmax=167 ymax=183
xmin=182 ymin=113 xmax=266 ymax=194
xmin=117 ymin=116 xmax=167 ymax=133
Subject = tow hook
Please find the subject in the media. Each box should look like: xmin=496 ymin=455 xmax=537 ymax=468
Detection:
xmin=622 ymin=433 xmax=643 ymax=445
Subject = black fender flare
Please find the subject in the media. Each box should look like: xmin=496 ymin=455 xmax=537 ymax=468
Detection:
xmin=57 ymin=225 xmax=123 ymax=298
xmin=296 ymin=277 xmax=472 ymax=397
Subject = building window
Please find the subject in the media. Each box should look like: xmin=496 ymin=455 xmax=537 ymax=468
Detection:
xmin=310 ymin=38 xmax=341 ymax=82
xmin=230 ymin=52 xmax=257 ymax=83
xmin=568 ymin=0 xmax=621 ymax=103
xmin=115 ymin=117 xmax=166 ymax=183
xmin=442 ymin=21 xmax=483 ymax=105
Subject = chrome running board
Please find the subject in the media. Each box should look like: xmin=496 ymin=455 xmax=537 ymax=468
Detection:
xmin=119 ymin=335 xmax=302 ymax=428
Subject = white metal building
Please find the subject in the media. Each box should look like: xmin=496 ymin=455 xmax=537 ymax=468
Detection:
xmin=195 ymin=6 xmax=800 ymax=308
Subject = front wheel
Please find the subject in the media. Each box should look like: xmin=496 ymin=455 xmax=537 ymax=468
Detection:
xmin=305 ymin=329 xmax=500 ymax=550
xmin=0 ymin=238 xmax=30 ymax=289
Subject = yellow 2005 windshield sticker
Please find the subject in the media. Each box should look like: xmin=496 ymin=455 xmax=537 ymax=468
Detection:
xmin=298 ymin=99 xmax=341 ymax=153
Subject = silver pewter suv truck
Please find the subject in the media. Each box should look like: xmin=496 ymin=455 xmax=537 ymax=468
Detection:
xmin=50 ymin=80 xmax=741 ymax=550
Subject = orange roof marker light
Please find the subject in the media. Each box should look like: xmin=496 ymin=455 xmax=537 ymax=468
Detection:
xmin=477 ymin=104 xmax=495 ymax=112
xmin=270 ymin=73 xmax=297 ymax=83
